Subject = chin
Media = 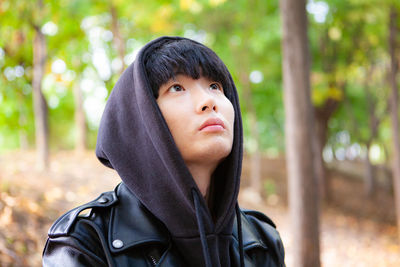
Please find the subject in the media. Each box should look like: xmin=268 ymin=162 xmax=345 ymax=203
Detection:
xmin=198 ymin=140 xmax=233 ymax=162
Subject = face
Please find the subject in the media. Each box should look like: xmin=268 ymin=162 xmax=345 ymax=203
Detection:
xmin=157 ymin=74 xmax=235 ymax=166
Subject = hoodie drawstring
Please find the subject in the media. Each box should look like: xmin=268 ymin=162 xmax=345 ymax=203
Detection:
xmin=192 ymin=189 xmax=245 ymax=267
xmin=192 ymin=189 xmax=212 ymax=267
xmin=235 ymin=203 xmax=245 ymax=267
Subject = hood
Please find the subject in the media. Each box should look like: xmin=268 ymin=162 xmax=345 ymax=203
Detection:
xmin=95 ymin=36 xmax=243 ymax=266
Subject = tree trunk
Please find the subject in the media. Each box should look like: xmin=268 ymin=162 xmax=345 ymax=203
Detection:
xmin=364 ymin=73 xmax=378 ymax=197
xmin=364 ymin=142 xmax=375 ymax=197
xmin=110 ymin=4 xmax=125 ymax=74
xmin=314 ymin=109 xmax=330 ymax=201
xmin=280 ymin=0 xmax=321 ymax=266
xmin=388 ymin=8 xmax=400 ymax=241
xmin=382 ymin=145 xmax=393 ymax=193
xmin=32 ymin=26 xmax=49 ymax=170
xmin=314 ymin=93 xmax=340 ymax=202
xmin=73 ymin=82 xmax=87 ymax=152
xmin=18 ymin=103 xmax=29 ymax=150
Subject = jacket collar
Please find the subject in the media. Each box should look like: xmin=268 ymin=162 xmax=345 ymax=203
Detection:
xmin=232 ymin=210 xmax=268 ymax=251
xmin=108 ymin=183 xmax=169 ymax=253
xmin=108 ymin=183 xmax=267 ymax=253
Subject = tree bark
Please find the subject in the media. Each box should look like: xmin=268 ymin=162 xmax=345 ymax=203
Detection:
xmin=382 ymin=145 xmax=393 ymax=193
xmin=73 ymin=82 xmax=87 ymax=152
xmin=364 ymin=142 xmax=375 ymax=196
xmin=364 ymin=72 xmax=379 ymax=197
xmin=32 ymin=26 xmax=49 ymax=170
xmin=110 ymin=3 xmax=125 ymax=74
xmin=314 ymin=104 xmax=331 ymax=201
xmin=312 ymin=117 xmax=327 ymax=201
xmin=18 ymin=98 xmax=29 ymax=150
xmin=280 ymin=0 xmax=321 ymax=266
xmin=388 ymin=8 xmax=400 ymax=241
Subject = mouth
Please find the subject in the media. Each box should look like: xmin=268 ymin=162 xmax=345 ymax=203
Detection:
xmin=199 ymin=118 xmax=226 ymax=132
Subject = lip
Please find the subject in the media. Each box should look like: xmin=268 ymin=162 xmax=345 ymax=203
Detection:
xmin=199 ymin=118 xmax=226 ymax=131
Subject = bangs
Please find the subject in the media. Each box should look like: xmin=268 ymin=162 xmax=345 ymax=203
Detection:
xmin=144 ymin=39 xmax=232 ymax=99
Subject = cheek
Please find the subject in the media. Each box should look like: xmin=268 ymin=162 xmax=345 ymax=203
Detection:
xmin=159 ymin=103 xmax=191 ymax=138
xmin=224 ymin=101 xmax=235 ymax=131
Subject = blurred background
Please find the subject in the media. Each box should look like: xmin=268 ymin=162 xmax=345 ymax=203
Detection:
xmin=1 ymin=0 xmax=400 ymax=266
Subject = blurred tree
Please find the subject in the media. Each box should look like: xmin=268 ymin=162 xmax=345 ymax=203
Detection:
xmin=229 ymin=0 xmax=263 ymax=198
xmin=31 ymin=0 xmax=49 ymax=170
xmin=54 ymin=1 xmax=92 ymax=151
xmin=0 ymin=0 xmax=53 ymax=169
xmin=388 ymin=7 xmax=400 ymax=241
xmin=280 ymin=0 xmax=320 ymax=266
xmin=307 ymin=0 xmax=393 ymax=201
xmin=110 ymin=2 xmax=126 ymax=75
xmin=73 ymin=82 xmax=87 ymax=151
xmin=0 ymin=9 xmax=35 ymax=151
xmin=309 ymin=0 xmax=359 ymax=200
xmin=341 ymin=64 xmax=386 ymax=196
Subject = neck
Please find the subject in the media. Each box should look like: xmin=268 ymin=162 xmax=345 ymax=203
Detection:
xmin=186 ymin=161 xmax=217 ymax=199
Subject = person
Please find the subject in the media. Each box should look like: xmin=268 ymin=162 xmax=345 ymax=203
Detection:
xmin=42 ymin=36 xmax=285 ymax=267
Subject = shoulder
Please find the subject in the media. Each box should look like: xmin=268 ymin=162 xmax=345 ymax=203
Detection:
xmin=43 ymin=189 xmax=119 ymax=266
xmin=241 ymin=208 xmax=283 ymax=245
xmin=44 ymin=183 xmax=169 ymax=257
xmin=242 ymin=209 xmax=277 ymax=228
xmin=241 ymin=209 xmax=285 ymax=266
xmin=47 ymin=189 xmax=118 ymax=238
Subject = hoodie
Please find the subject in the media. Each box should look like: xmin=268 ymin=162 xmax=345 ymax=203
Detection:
xmin=95 ymin=36 xmax=243 ymax=267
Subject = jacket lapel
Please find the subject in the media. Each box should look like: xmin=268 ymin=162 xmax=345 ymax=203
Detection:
xmin=108 ymin=183 xmax=169 ymax=253
xmin=232 ymin=210 xmax=268 ymax=251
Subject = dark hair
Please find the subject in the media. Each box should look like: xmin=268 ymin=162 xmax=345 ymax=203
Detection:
xmin=144 ymin=39 xmax=232 ymax=99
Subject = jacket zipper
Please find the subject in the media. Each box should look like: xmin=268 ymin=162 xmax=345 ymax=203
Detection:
xmin=149 ymin=254 xmax=157 ymax=267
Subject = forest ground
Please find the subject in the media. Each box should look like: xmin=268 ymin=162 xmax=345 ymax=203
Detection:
xmin=0 ymin=150 xmax=399 ymax=266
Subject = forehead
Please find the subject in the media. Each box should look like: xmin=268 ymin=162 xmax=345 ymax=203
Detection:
xmin=170 ymin=74 xmax=215 ymax=83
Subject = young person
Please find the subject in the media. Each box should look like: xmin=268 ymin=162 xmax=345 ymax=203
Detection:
xmin=42 ymin=36 xmax=285 ymax=267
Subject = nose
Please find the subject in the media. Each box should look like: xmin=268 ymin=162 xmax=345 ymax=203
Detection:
xmin=195 ymin=89 xmax=217 ymax=113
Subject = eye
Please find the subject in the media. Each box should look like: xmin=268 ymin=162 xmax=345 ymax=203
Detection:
xmin=210 ymin=83 xmax=223 ymax=92
xmin=169 ymin=84 xmax=184 ymax=92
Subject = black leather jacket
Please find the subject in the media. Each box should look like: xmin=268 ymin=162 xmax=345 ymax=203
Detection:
xmin=43 ymin=183 xmax=285 ymax=266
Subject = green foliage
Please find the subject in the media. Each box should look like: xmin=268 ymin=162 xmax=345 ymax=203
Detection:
xmin=0 ymin=0 xmax=399 ymax=163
